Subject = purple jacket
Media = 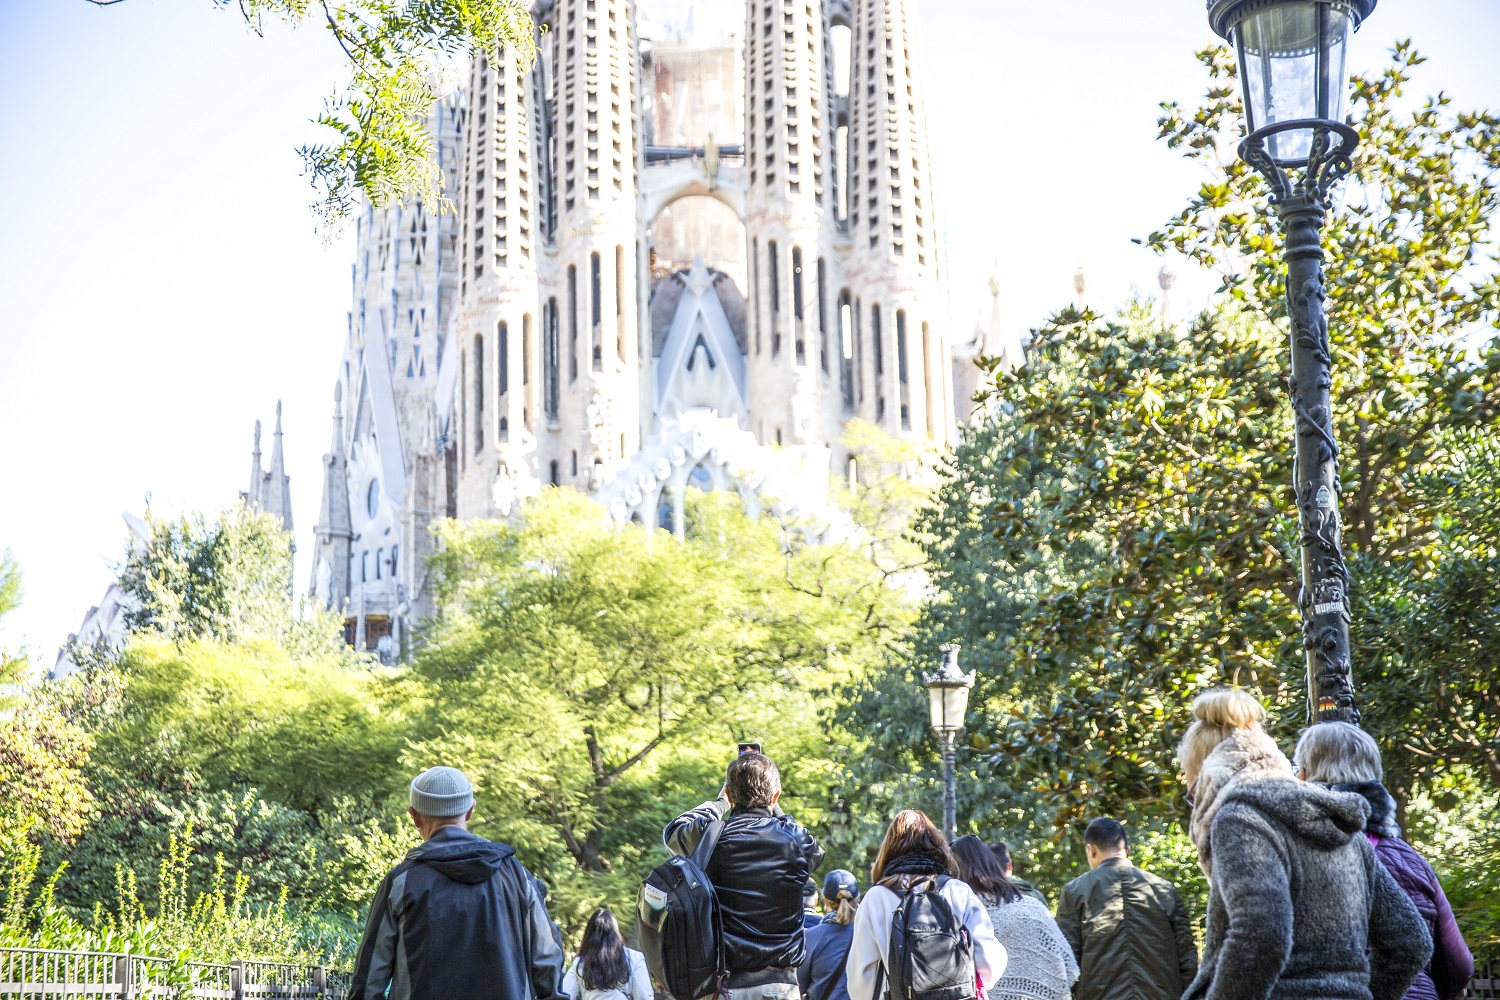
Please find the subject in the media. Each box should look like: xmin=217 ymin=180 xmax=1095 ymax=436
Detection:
xmin=1333 ymin=783 xmax=1474 ymax=1000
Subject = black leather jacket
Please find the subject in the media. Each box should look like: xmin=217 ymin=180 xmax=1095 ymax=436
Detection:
xmin=665 ymin=799 xmax=825 ymax=982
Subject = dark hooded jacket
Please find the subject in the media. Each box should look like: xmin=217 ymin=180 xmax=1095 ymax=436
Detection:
xmin=1331 ymin=782 xmax=1474 ymax=1000
xmin=1055 ymin=858 xmax=1199 ymax=1000
xmin=349 ymin=827 xmax=567 ymax=1000
xmin=665 ymin=798 xmax=825 ymax=985
xmin=1187 ymin=763 xmax=1432 ymax=1000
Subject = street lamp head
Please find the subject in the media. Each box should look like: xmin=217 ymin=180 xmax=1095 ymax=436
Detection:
xmin=924 ymin=644 xmax=976 ymax=736
xmin=1207 ymin=0 xmax=1375 ymax=167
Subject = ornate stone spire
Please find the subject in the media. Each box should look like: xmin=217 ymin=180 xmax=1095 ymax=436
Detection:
xmin=310 ymin=384 xmax=353 ymax=610
xmin=262 ymin=400 xmax=294 ymax=535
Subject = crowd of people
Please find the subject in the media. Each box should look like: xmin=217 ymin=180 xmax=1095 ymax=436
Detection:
xmin=346 ymin=689 xmax=1475 ymax=1000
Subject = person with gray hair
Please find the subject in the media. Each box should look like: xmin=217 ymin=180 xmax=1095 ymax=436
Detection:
xmin=349 ymin=766 xmax=567 ymax=1000
xmin=1295 ymin=723 xmax=1475 ymax=1000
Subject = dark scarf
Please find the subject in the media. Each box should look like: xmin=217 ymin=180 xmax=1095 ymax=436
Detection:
xmin=882 ymin=853 xmax=947 ymax=878
xmin=1331 ymin=781 xmax=1403 ymax=839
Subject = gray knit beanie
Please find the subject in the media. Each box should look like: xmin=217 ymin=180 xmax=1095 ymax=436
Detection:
xmin=409 ymin=766 xmax=475 ymax=818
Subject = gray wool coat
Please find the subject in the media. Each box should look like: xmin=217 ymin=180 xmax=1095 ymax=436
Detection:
xmin=1186 ymin=774 xmax=1432 ymax=1000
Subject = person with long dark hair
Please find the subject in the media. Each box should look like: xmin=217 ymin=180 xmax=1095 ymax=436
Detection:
xmin=844 ymin=810 xmax=1006 ymax=1000
xmin=950 ymin=835 xmax=1076 ymax=1000
xmin=563 ymin=908 xmax=653 ymax=1000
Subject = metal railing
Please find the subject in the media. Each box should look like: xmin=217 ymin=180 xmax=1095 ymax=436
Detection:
xmin=0 ymin=947 xmax=348 ymax=999
xmin=1468 ymin=955 xmax=1499 ymax=1000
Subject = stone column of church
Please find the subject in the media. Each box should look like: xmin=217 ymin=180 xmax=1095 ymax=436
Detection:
xmin=541 ymin=0 xmax=642 ymax=491
xmin=453 ymin=42 xmax=544 ymax=518
xmin=744 ymin=0 xmax=829 ymax=447
xmin=843 ymin=0 xmax=952 ymax=449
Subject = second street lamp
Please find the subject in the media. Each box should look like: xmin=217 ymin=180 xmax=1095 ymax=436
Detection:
xmin=925 ymin=645 xmax=975 ymax=842
xmin=1208 ymin=0 xmax=1377 ymax=725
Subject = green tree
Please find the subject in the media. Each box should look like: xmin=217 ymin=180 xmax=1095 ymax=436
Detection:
xmin=89 ymin=0 xmax=534 ymax=229
xmin=0 ymin=554 xmax=95 ymax=870
xmin=117 ymin=502 xmax=348 ymax=661
xmin=838 ymin=43 xmax=1500 ymax=898
xmin=408 ymin=485 xmax=914 ymax=932
xmin=54 ymin=635 xmax=410 ymax=912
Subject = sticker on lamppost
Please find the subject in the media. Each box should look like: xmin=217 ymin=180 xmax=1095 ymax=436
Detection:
xmin=1313 ymin=579 xmax=1344 ymax=617
xmin=1315 ymin=484 xmax=1333 ymax=508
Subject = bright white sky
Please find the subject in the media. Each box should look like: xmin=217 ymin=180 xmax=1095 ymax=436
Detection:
xmin=1 ymin=0 xmax=1498 ymax=663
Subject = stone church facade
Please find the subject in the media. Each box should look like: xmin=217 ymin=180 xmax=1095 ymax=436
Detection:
xmin=309 ymin=0 xmax=966 ymax=660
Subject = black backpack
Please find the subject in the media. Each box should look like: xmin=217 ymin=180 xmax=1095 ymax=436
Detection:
xmin=882 ymin=877 xmax=976 ymax=1000
xmin=638 ymin=820 xmax=724 ymax=1000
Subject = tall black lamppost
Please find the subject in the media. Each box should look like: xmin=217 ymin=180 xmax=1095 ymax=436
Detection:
xmin=925 ymin=645 xmax=975 ymax=842
xmin=1208 ymin=0 xmax=1377 ymax=724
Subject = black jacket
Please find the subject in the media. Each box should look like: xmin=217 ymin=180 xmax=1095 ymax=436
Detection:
xmin=349 ymin=827 xmax=567 ymax=1000
xmin=665 ymin=799 xmax=825 ymax=981
xmin=1056 ymin=858 xmax=1199 ymax=1000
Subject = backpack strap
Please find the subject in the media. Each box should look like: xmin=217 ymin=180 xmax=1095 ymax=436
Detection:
xmin=690 ymin=817 xmax=726 ymax=870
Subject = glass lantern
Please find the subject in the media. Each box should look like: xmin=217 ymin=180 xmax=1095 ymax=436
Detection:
xmin=924 ymin=646 xmax=975 ymax=735
xmin=1209 ymin=0 xmax=1375 ymax=166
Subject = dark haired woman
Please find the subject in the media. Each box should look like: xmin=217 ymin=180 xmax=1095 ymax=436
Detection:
xmin=563 ymin=908 xmax=653 ymax=1000
xmin=951 ymin=835 xmax=1077 ymax=1000
xmin=845 ymin=810 xmax=1006 ymax=1000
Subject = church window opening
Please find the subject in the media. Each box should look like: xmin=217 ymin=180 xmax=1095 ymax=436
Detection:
xmin=922 ymin=320 xmax=935 ymax=439
xmin=615 ymin=244 xmax=626 ymax=362
xmin=391 ymin=545 xmax=399 ymax=576
xmin=591 ymin=252 xmax=603 ymax=371
xmin=568 ymin=265 xmax=579 ymax=383
xmin=499 ymin=321 xmax=509 ymax=396
xmin=688 ymin=464 xmax=713 ymax=492
xmin=872 ymin=304 xmax=883 ymax=376
xmin=769 ymin=241 xmax=781 ymax=357
xmin=817 ymin=259 xmax=829 ymax=373
xmin=375 ymin=548 xmax=384 ymax=580
xmin=522 ymin=313 xmax=535 ymax=429
xmin=839 ymin=293 xmax=855 ymax=410
xmin=474 ymin=334 xmax=485 ymax=454
xmin=896 ymin=310 xmax=909 ymax=385
xmin=544 ymin=298 xmax=561 ymax=421
xmin=792 ymin=247 xmax=804 ymax=320
xmin=854 ymin=298 xmax=863 ymax=403
xmin=550 ymin=460 xmax=561 ymax=485
xmin=367 ymin=480 xmax=380 ymax=519
xmin=751 ymin=238 xmax=761 ymax=355
xmin=361 ymin=551 xmax=370 ymax=583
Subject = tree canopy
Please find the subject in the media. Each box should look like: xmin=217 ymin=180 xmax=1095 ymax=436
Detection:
xmin=837 ymin=44 xmax=1500 ymax=904
xmin=407 ymin=482 xmax=917 ymax=929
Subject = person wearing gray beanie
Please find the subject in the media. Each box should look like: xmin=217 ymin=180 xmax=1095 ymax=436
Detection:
xmin=410 ymin=765 xmax=476 ymax=821
xmin=350 ymin=766 xmax=567 ymax=1000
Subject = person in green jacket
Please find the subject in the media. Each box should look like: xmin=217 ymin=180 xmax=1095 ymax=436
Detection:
xmin=1055 ymin=819 xmax=1198 ymax=1000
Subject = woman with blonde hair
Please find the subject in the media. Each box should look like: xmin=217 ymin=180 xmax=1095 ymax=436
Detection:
xmin=845 ymin=810 xmax=1006 ymax=1000
xmin=1178 ymin=688 xmax=1431 ymax=1000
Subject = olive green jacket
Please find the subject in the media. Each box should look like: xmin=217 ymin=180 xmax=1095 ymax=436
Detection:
xmin=1056 ymin=858 xmax=1198 ymax=1000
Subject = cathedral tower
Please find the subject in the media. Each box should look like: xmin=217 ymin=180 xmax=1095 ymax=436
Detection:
xmin=539 ymin=0 xmax=645 ymax=492
xmin=452 ymin=39 xmax=546 ymax=517
xmin=840 ymin=0 xmax=952 ymax=452
xmin=743 ymin=0 xmax=831 ymax=447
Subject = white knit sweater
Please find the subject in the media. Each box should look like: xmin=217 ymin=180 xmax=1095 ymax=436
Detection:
xmin=979 ymin=895 xmax=1079 ymax=1000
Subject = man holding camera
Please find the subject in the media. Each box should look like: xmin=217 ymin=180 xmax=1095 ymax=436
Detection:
xmin=665 ymin=750 xmax=825 ymax=1000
